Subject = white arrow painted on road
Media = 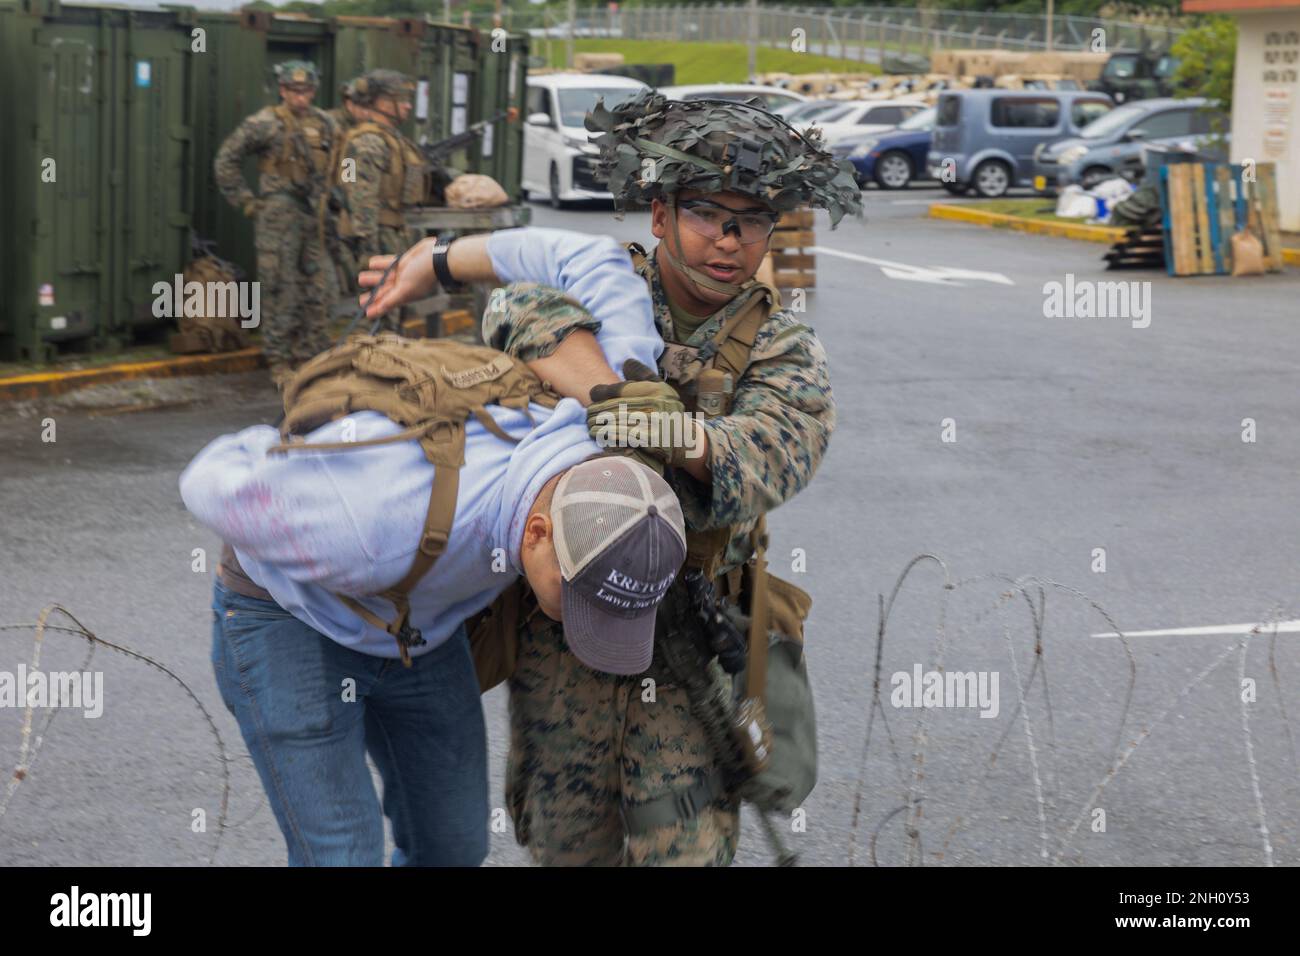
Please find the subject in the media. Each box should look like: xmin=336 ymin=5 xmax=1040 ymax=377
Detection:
xmin=1092 ymin=620 xmax=1300 ymax=639
xmin=810 ymin=246 xmax=1014 ymax=286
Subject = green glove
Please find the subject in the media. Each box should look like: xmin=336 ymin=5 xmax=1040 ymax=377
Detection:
xmin=587 ymin=359 xmax=696 ymax=470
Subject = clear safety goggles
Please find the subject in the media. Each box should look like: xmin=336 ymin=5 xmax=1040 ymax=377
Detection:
xmin=673 ymin=198 xmax=779 ymax=245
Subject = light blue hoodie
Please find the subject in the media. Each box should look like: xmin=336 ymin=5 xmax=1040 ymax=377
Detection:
xmin=180 ymin=228 xmax=656 ymax=658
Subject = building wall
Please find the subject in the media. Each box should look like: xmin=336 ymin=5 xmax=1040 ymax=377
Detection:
xmin=1230 ymin=10 xmax=1300 ymax=229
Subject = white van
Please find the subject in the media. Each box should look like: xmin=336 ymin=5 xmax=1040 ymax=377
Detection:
xmin=523 ymin=73 xmax=648 ymax=207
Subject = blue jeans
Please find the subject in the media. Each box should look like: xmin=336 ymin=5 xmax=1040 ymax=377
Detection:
xmin=210 ymin=580 xmax=488 ymax=866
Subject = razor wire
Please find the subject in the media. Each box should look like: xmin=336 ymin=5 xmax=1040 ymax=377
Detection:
xmin=0 ymin=605 xmax=235 ymax=866
xmin=847 ymin=555 xmax=1298 ymax=867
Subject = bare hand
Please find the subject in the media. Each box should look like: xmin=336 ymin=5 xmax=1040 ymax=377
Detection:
xmin=356 ymin=237 xmax=439 ymax=319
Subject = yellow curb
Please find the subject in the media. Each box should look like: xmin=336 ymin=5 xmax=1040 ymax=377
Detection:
xmin=931 ymin=203 xmax=1300 ymax=265
xmin=929 ymin=203 xmax=1126 ymax=244
xmin=0 ymin=347 xmax=266 ymax=403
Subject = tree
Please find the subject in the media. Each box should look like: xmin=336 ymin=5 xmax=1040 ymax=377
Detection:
xmin=1171 ymin=15 xmax=1236 ymax=114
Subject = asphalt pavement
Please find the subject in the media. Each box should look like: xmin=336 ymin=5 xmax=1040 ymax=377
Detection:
xmin=1 ymin=184 xmax=1296 ymax=867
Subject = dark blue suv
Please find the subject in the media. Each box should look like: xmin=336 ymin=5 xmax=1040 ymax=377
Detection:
xmin=831 ymin=106 xmax=936 ymax=189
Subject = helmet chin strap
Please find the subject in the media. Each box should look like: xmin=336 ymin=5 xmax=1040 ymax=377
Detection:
xmin=658 ymin=203 xmax=752 ymax=299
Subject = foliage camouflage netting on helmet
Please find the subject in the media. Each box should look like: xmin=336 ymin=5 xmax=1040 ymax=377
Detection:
xmin=585 ymin=90 xmax=862 ymax=227
xmin=353 ymin=69 xmax=416 ymax=106
xmin=274 ymin=60 xmax=319 ymax=88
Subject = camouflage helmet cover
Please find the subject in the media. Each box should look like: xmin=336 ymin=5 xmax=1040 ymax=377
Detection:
xmin=353 ymin=69 xmax=417 ymax=105
xmin=585 ymin=90 xmax=862 ymax=227
xmin=274 ymin=59 xmax=319 ymax=89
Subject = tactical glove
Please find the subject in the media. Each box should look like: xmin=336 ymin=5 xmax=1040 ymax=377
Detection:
xmin=587 ymin=359 xmax=697 ymax=470
xmin=242 ymin=198 xmax=263 ymax=219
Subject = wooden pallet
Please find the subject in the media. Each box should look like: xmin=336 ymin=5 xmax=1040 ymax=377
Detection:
xmin=763 ymin=208 xmax=817 ymax=289
xmin=1159 ymin=161 xmax=1284 ymax=276
xmin=1103 ymin=228 xmax=1165 ymax=270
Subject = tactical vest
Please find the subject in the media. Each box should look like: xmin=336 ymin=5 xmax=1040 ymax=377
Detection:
xmin=332 ymin=121 xmax=425 ymax=230
xmin=624 ymin=241 xmax=780 ymax=581
xmin=268 ymin=333 xmax=558 ymax=666
xmin=259 ymin=105 xmax=331 ymax=188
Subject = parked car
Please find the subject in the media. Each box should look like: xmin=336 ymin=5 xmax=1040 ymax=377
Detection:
xmin=926 ymin=89 xmax=1114 ymax=198
xmin=658 ymin=84 xmax=807 ymax=113
xmin=774 ymin=98 xmax=845 ymax=122
xmin=832 ymin=106 xmax=936 ymax=189
xmin=522 ymin=73 xmax=648 ymax=208
xmin=1033 ymin=97 xmax=1227 ymax=192
xmin=800 ymin=99 xmax=927 ymax=147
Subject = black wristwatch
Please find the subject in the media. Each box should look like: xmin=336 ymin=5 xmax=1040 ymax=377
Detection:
xmin=431 ymin=239 xmax=465 ymax=293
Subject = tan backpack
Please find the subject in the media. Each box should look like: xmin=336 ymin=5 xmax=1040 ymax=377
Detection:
xmin=168 ymin=257 xmax=253 ymax=355
xmin=268 ymin=333 xmax=557 ymax=665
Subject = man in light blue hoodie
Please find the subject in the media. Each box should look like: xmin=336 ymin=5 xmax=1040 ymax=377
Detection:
xmin=181 ymin=230 xmax=690 ymax=866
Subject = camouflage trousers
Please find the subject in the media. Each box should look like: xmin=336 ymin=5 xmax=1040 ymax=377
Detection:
xmin=354 ymin=225 xmax=418 ymax=333
xmin=506 ymin=620 xmax=740 ymax=866
xmin=254 ymin=196 xmax=332 ymax=366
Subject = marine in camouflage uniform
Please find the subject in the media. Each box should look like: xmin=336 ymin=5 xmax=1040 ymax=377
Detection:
xmin=332 ymin=69 xmax=425 ymax=322
xmin=325 ymin=78 xmax=359 ymax=133
xmin=481 ymin=91 xmax=861 ymax=865
xmin=323 ymin=78 xmax=360 ymax=299
xmin=213 ymin=60 xmax=334 ymax=381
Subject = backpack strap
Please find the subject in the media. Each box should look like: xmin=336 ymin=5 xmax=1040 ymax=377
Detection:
xmin=743 ymin=515 xmax=770 ymax=707
xmin=709 ymin=284 xmax=777 ymax=384
xmin=269 ymin=335 xmax=551 ymax=665
xmin=624 ymin=241 xmax=649 ymax=272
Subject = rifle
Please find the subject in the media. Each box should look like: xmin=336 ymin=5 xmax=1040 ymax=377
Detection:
xmin=419 ymin=107 xmax=518 ymax=166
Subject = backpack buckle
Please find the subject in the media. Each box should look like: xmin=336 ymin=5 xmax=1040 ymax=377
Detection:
xmin=419 ymin=529 xmax=449 ymax=557
xmin=395 ymin=617 xmax=426 ymax=649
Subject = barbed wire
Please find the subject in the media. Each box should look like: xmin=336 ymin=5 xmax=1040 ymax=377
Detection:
xmin=848 ymin=556 xmax=1297 ymax=867
xmin=0 ymin=605 xmax=233 ymax=865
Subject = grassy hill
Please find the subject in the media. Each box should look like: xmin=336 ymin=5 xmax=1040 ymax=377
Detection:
xmin=541 ymin=39 xmax=879 ymax=84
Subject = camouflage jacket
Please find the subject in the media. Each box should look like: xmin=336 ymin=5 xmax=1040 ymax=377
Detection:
xmin=485 ymin=245 xmax=835 ymax=573
xmin=338 ymin=124 xmax=424 ymax=247
xmin=214 ymin=104 xmax=334 ymax=210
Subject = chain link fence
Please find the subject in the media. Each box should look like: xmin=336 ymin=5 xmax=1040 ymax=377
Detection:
xmin=474 ymin=3 xmax=1185 ymax=61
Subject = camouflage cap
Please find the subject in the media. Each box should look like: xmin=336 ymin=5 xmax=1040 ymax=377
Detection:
xmin=353 ymin=69 xmax=417 ymax=105
xmin=274 ymin=60 xmax=319 ymax=89
xmin=585 ymin=90 xmax=862 ymax=227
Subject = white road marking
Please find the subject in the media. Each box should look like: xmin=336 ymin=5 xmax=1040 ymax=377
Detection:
xmin=809 ymin=245 xmax=1014 ymax=286
xmin=1092 ymin=620 xmax=1300 ymax=639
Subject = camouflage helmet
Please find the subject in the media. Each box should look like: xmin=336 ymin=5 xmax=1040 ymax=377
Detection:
xmin=352 ymin=69 xmax=417 ymax=105
xmin=585 ymin=90 xmax=862 ymax=227
xmin=273 ymin=60 xmax=319 ymax=89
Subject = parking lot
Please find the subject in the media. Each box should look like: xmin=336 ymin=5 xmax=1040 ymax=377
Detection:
xmin=2 ymin=187 xmax=1296 ymax=866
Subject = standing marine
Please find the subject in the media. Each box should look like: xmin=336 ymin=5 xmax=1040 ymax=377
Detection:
xmin=503 ymin=92 xmax=860 ymax=866
xmin=213 ymin=60 xmax=334 ymax=386
xmin=330 ymin=69 xmax=426 ymax=314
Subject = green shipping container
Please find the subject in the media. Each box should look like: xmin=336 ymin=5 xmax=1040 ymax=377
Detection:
xmin=189 ymin=12 xmax=527 ymax=279
xmin=0 ymin=2 xmax=527 ymax=361
xmin=188 ymin=8 xmax=339 ymax=285
xmin=0 ymin=0 xmax=194 ymax=362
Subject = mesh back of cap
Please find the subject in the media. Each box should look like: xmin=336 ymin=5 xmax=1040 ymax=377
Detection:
xmin=553 ymin=458 xmax=685 ymax=579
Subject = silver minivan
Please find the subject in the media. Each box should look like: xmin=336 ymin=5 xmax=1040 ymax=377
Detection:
xmin=927 ymin=89 xmax=1114 ymax=198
